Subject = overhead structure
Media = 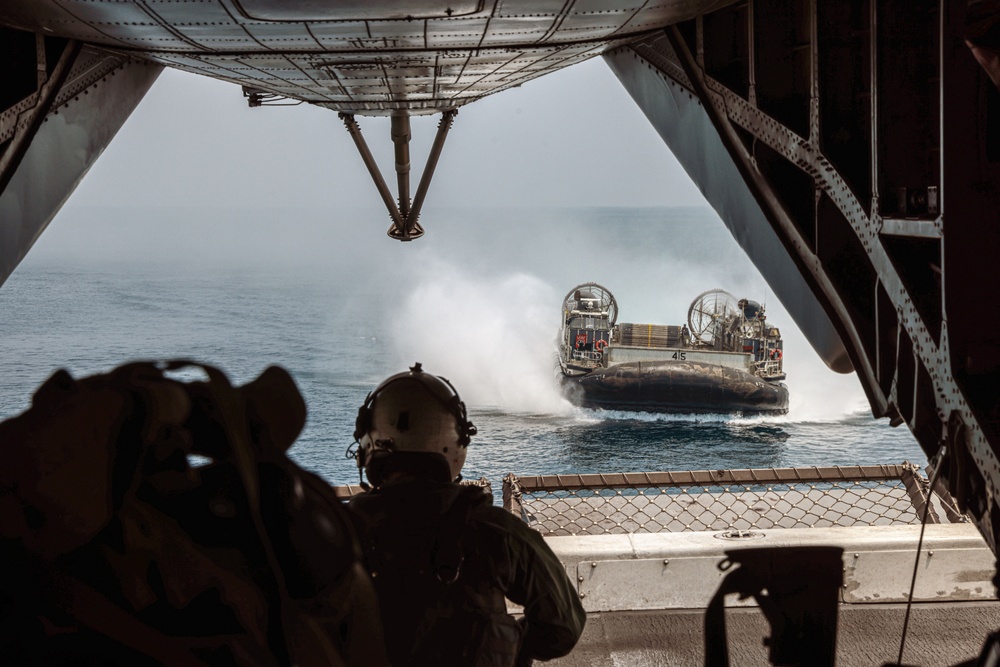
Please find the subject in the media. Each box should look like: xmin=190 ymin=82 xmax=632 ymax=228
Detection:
xmin=0 ymin=0 xmax=732 ymax=247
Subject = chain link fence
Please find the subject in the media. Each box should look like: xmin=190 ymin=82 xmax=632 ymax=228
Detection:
xmin=333 ymin=464 xmax=965 ymax=537
xmin=500 ymin=464 xmax=966 ymax=537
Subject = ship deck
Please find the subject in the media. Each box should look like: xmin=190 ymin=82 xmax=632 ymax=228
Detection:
xmin=339 ymin=466 xmax=1000 ymax=664
xmin=539 ymin=523 xmax=999 ymax=666
xmin=509 ymin=466 xmax=998 ymax=665
xmin=555 ymin=601 xmax=1000 ymax=666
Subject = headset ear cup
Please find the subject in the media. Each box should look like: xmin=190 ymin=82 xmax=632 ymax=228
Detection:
xmin=462 ymin=401 xmax=475 ymax=443
xmin=455 ymin=399 xmax=475 ymax=446
xmin=353 ymin=392 xmax=373 ymax=442
xmin=438 ymin=377 xmax=474 ymax=447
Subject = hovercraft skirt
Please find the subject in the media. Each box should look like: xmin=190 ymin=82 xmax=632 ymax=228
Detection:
xmin=562 ymin=360 xmax=789 ymax=415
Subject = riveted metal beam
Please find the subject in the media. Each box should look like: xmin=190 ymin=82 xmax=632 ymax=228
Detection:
xmin=0 ymin=38 xmax=80 ymax=197
xmin=661 ymin=26 xmax=885 ymax=414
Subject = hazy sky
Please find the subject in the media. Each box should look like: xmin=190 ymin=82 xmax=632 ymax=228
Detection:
xmin=64 ymin=56 xmax=708 ymax=213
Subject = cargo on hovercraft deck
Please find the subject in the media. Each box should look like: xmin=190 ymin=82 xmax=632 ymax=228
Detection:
xmin=558 ymin=283 xmax=789 ymax=414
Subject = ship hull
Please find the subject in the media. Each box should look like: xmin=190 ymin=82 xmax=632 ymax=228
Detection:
xmin=562 ymin=360 xmax=789 ymax=415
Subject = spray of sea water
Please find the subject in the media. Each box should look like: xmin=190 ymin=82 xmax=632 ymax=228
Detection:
xmin=386 ymin=261 xmax=573 ymax=415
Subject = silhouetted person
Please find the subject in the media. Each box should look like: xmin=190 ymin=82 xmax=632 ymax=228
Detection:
xmin=349 ymin=363 xmax=586 ymax=666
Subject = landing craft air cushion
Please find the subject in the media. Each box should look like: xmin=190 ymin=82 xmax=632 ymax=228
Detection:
xmin=558 ymin=283 xmax=789 ymax=414
xmin=2 ymin=1 xmax=1000 ymax=664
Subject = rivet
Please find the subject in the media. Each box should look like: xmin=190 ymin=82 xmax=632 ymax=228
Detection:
xmin=591 ymin=562 xmax=597 ymax=568
xmin=664 ymin=559 xmax=670 ymax=565
xmin=579 ymin=575 xmax=585 ymax=582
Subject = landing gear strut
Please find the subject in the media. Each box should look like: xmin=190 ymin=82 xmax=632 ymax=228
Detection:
xmin=339 ymin=109 xmax=457 ymax=241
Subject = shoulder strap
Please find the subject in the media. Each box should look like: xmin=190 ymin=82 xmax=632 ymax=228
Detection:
xmin=431 ymin=485 xmax=485 ymax=583
xmin=403 ymin=487 xmax=490 ymax=663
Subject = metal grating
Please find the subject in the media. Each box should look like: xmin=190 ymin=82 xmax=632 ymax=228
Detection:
xmin=501 ymin=465 xmax=965 ymax=536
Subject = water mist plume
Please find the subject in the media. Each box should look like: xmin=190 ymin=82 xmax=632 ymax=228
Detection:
xmin=780 ymin=330 xmax=870 ymax=422
xmin=389 ymin=265 xmax=576 ymax=414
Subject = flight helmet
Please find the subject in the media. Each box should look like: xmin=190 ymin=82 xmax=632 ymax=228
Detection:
xmin=354 ymin=363 xmax=476 ymax=485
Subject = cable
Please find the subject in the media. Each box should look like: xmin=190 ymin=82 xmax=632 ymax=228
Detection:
xmin=243 ymin=90 xmax=304 ymax=107
xmin=896 ymin=446 xmax=947 ymax=665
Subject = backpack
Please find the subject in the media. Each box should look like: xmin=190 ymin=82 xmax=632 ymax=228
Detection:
xmin=0 ymin=360 xmax=386 ymax=667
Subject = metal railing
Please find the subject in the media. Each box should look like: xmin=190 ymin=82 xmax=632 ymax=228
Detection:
xmin=500 ymin=464 xmax=966 ymax=536
xmin=332 ymin=464 xmax=966 ymax=537
xmin=754 ymin=359 xmax=784 ymax=376
xmin=570 ymin=350 xmax=602 ymax=362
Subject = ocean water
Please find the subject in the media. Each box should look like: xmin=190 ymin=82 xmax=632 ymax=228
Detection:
xmin=0 ymin=205 xmax=925 ymax=488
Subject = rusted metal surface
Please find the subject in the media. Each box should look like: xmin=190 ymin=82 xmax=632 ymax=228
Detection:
xmin=843 ymin=546 xmax=996 ymax=604
xmin=502 ymin=472 xmax=523 ymax=517
xmin=899 ymin=463 xmax=941 ymax=524
xmin=512 ymin=465 xmax=910 ymax=491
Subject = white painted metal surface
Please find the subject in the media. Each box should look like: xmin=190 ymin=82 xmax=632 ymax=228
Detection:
xmin=605 ymin=346 xmax=754 ymax=371
xmin=544 ymin=524 xmax=995 ymax=613
xmin=578 ymin=556 xmax=757 ymax=610
xmin=844 ymin=548 xmax=995 ymax=603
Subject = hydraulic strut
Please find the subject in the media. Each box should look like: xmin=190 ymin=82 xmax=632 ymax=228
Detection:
xmin=339 ymin=110 xmax=457 ymax=241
